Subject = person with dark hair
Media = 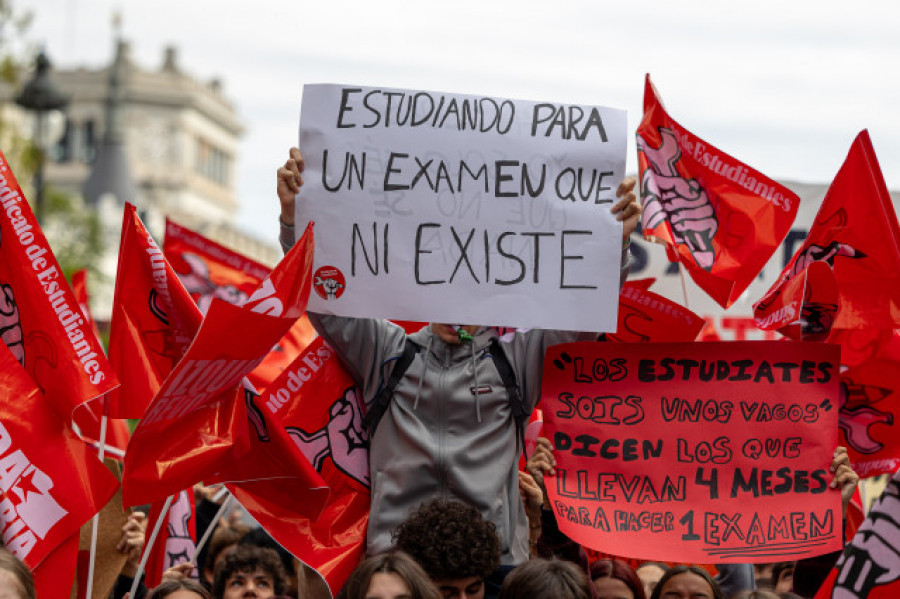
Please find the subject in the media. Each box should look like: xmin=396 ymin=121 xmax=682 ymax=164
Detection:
xmin=634 ymin=563 xmax=668 ymax=599
xmin=769 ymin=562 xmax=794 ymax=594
xmin=499 ymin=558 xmax=592 ymax=599
xmin=201 ymin=523 xmax=250 ymax=589
xmin=146 ymin=579 xmax=212 ymax=599
xmin=732 ymin=591 xmax=780 ymax=599
xmin=277 ymin=148 xmax=640 ymax=573
xmin=392 ymin=498 xmax=502 ymax=599
xmin=238 ymin=527 xmax=297 ymax=595
xmin=212 ymin=545 xmax=286 ymax=599
xmin=337 ymin=552 xmax=442 ymax=599
xmin=0 ymin=549 xmax=34 ymax=599
xmin=590 ymin=559 xmax=646 ymax=599
xmin=649 ymin=565 xmax=724 ymax=599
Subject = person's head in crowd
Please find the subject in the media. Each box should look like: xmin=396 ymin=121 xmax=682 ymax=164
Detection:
xmin=649 ymin=565 xmax=724 ymax=599
xmin=238 ymin=527 xmax=296 ymax=596
xmin=634 ymin=563 xmax=668 ymax=599
xmin=776 ymin=592 xmax=803 ymax=599
xmin=498 ymin=558 xmax=592 ymax=599
xmin=0 ymin=549 xmax=34 ymax=599
xmin=753 ymin=563 xmax=775 ymax=590
xmin=147 ymin=579 xmax=213 ymax=599
xmin=733 ymin=591 xmax=780 ymax=599
xmin=212 ymin=545 xmax=286 ymax=599
xmin=337 ymin=552 xmax=442 ymax=599
xmin=590 ymin=559 xmax=646 ymax=599
xmin=770 ymin=562 xmax=794 ymax=594
xmin=202 ymin=523 xmax=250 ymax=587
xmin=392 ymin=499 xmax=501 ymax=599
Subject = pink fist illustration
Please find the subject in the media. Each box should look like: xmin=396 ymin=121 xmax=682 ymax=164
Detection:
xmin=638 ymin=128 xmax=718 ymax=271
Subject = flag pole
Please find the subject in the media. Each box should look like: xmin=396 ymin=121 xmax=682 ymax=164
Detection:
xmin=678 ymin=263 xmax=690 ymax=309
xmin=190 ymin=493 xmax=233 ymax=565
xmin=85 ymin=395 xmax=109 ymax=599
xmin=130 ymin=494 xmax=174 ymax=599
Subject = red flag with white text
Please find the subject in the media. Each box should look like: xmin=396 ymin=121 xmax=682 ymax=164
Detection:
xmin=122 ymin=224 xmax=328 ymax=517
xmin=0 ymin=151 xmax=117 ymax=417
xmin=229 ymin=336 xmax=369 ymax=597
xmin=163 ymin=219 xmax=316 ymax=393
xmin=636 ymin=75 xmax=800 ymax=308
xmin=754 ymin=130 xmax=900 ymax=337
xmin=107 ymin=204 xmax=202 ymax=419
xmin=0 ymin=343 xmax=119 ymax=569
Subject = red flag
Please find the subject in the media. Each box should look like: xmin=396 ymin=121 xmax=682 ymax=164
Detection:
xmin=163 ymin=218 xmax=316 ymax=393
xmin=143 ymin=488 xmax=197 ymax=588
xmin=70 ymin=269 xmax=102 ymax=349
xmin=122 ymin=224 xmax=328 ymax=516
xmin=229 ymin=336 xmax=369 ymax=596
xmin=69 ymin=269 xmax=131 ymax=454
xmin=0 ymin=151 xmax=117 ymax=417
xmin=607 ymin=278 xmax=705 ymax=342
xmin=832 ymin=329 xmax=900 ymax=477
xmin=636 ymin=75 xmax=799 ymax=308
xmin=32 ymin=531 xmax=78 ymax=599
xmin=107 ymin=204 xmax=202 ymax=419
xmin=814 ymin=468 xmax=900 ymax=599
xmin=0 ymin=343 xmax=119 ymax=569
xmin=754 ymin=130 xmax=900 ymax=336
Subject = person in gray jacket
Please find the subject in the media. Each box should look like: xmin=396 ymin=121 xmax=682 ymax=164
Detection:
xmin=276 ymin=147 xmax=641 ymax=569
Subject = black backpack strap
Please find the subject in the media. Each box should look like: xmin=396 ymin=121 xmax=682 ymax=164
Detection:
xmin=488 ymin=338 xmax=528 ymax=456
xmin=363 ymin=339 xmax=420 ymax=437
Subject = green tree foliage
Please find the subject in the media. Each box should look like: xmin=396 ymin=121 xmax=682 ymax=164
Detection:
xmin=0 ymin=1 xmax=105 ymax=279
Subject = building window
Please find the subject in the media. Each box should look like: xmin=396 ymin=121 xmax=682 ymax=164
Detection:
xmin=195 ymin=137 xmax=230 ymax=186
xmin=82 ymin=120 xmax=95 ymax=163
xmin=52 ymin=118 xmax=72 ymax=162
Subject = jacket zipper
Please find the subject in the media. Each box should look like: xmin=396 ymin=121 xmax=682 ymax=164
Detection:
xmin=437 ymin=347 xmax=449 ymax=498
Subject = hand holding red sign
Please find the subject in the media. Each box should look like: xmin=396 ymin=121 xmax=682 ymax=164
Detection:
xmin=541 ymin=341 xmax=841 ymax=564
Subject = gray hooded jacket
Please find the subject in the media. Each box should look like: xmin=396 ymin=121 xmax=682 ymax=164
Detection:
xmin=308 ymin=315 xmax=600 ymax=565
xmin=285 ymin=220 xmax=630 ymax=566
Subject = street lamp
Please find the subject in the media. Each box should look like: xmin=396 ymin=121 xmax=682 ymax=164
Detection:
xmin=15 ymin=49 xmax=69 ymax=223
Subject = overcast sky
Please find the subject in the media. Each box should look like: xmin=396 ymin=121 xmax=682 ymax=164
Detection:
xmin=19 ymin=0 xmax=900 ymax=243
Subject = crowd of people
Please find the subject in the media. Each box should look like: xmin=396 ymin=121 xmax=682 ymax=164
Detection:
xmin=0 ymin=141 xmax=864 ymax=599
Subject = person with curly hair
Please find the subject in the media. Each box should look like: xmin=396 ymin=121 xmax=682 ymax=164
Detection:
xmin=212 ymin=545 xmax=287 ymax=599
xmin=392 ymin=499 xmax=502 ymax=599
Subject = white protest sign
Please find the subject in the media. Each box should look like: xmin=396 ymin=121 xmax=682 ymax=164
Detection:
xmin=296 ymin=84 xmax=627 ymax=331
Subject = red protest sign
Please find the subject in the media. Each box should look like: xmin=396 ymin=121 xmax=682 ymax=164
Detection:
xmin=637 ymin=75 xmax=799 ymax=308
xmin=542 ymin=341 xmax=842 ymax=564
